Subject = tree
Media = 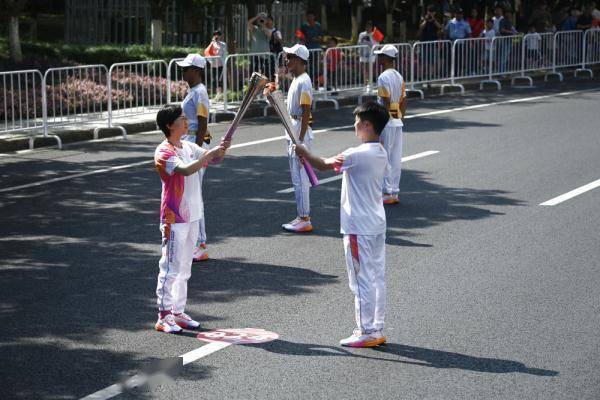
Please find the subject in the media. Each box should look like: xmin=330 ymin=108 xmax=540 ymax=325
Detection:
xmin=350 ymin=0 xmax=363 ymax=43
xmin=150 ymin=0 xmax=168 ymax=52
xmin=383 ymin=0 xmax=399 ymax=40
xmin=2 ymin=0 xmax=27 ymax=63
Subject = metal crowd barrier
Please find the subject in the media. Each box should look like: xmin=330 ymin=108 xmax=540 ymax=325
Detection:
xmin=547 ymin=30 xmax=586 ymax=81
xmin=579 ymin=28 xmax=599 ymax=77
xmin=361 ymin=43 xmax=417 ymax=101
xmin=443 ymin=37 xmax=489 ymax=94
xmin=98 ymin=60 xmax=169 ymax=139
xmin=0 ymin=69 xmax=59 ymax=149
xmin=166 ymin=56 xmax=225 ymax=123
xmin=323 ymin=45 xmax=371 ymax=97
xmin=411 ymin=40 xmax=453 ymax=93
xmin=43 ymin=65 xmax=108 ymax=138
xmin=478 ymin=34 xmax=524 ymax=90
xmin=2 ymin=31 xmax=599 ymax=152
xmin=223 ymin=52 xmax=277 ymax=113
xmin=517 ymin=32 xmax=554 ymax=86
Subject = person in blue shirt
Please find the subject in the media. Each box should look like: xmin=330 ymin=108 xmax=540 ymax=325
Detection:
xmin=444 ymin=8 xmax=472 ymax=41
xmin=300 ymin=11 xmax=324 ymax=50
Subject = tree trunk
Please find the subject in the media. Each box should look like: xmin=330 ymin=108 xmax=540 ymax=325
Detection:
xmin=246 ymin=0 xmax=257 ymax=18
xmin=151 ymin=19 xmax=163 ymax=53
xmin=351 ymin=0 xmax=362 ymax=43
xmin=385 ymin=0 xmax=398 ymax=40
xmin=321 ymin=4 xmax=328 ymax=32
xmin=9 ymin=16 xmax=23 ymax=64
xmin=224 ymin=1 xmax=236 ymax=54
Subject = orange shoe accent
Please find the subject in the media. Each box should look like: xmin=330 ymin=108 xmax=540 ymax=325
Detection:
xmin=347 ymin=337 xmax=387 ymax=348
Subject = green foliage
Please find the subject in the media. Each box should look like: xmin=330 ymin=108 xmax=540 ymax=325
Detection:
xmin=0 ymin=37 xmax=203 ymax=71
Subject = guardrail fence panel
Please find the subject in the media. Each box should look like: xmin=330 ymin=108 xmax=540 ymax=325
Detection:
xmin=1 ymin=70 xmax=44 ymax=137
xmin=411 ymin=40 xmax=453 ymax=92
xmin=224 ymin=52 xmax=277 ymax=111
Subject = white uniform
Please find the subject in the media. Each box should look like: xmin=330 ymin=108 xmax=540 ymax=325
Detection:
xmin=182 ymin=83 xmax=210 ymax=246
xmin=286 ymin=72 xmax=314 ymax=217
xmin=377 ymin=68 xmax=405 ymax=196
xmin=333 ymin=142 xmax=388 ymax=333
xmin=154 ymin=140 xmax=208 ymax=314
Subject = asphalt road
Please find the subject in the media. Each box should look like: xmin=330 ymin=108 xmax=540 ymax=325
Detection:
xmin=1 ymin=78 xmax=599 ymax=400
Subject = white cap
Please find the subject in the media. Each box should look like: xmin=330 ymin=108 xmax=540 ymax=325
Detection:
xmin=176 ymin=53 xmax=206 ymax=69
xmin=373 ymin=44 xmax=398 ymax=58
xmin=283 ymin=44 xmax=310 ymax=61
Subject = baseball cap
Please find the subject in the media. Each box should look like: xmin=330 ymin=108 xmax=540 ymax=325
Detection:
xmin=176 ymin=53 xmax=206 ymax=69
xmin=373 ymin=44 xmax=398 ymax=58
xmin=283 ymin=44 xmax=310 ymax=61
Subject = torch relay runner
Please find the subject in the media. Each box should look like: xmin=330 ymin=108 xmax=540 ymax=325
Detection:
xmin=153 ymin=104 xmax=230 ymax=334
xmin=265 ymin=44 xmax=315 ymax=233
xmin=294 ymin=101 xmax=390 ymax=348
xmin=177 ymin=53 xmax=212 ymax=262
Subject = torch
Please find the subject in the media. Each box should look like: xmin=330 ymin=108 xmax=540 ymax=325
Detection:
xmin=265 ymin=89 xmax=319 ymax=187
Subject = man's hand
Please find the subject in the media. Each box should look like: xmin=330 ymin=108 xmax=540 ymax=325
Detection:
xmin=207 ymin=145 xmax=226 ymax=159
xmin=220 ymin=137 xmax=232 ymax=149
xmin=294 ymin=143 xmax=308 ymax=157
xmin=263 ymin=82 xmax=278 ymax=95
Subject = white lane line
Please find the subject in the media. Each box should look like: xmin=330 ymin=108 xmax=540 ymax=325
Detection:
xmin=0 ymin=160 xmax=150 ymax=194
xmin=181 ymin=341 xmax=231 ymax=365
xmin=80 ymin=342 xmax=232 ymax=400
xmin=2 ymin=87 xmax=597 ymax=193
xmin=540 ymin=178 xmax=600 ymax=206
xmin=276 ymin=150 xmax=439 ymax=194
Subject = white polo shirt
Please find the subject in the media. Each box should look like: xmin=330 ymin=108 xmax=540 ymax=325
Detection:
xmin=377 ymin=68 xmax=405 ymax=128
xmin=332 ymin=142 xmax=388 ymax=235
xmin=286 ymin=72 xmax=314 ymax=141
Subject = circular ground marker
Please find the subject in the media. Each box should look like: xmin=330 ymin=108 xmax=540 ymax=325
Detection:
xmin=197 ymin=328 xmax=279 ymax=344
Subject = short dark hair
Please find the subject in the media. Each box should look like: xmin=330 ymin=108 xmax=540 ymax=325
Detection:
xmin=426 ymin=4 xmax=436 ymax=13
xmin=267 ymin=14 xmax=274 ymax=21
xmin=156 ymin=104 xmax=183 ymax=137
xmin=328 ymin=36 xmax=338 ymax=44
xmin=353 ymin=102 xmax=389 ymax=135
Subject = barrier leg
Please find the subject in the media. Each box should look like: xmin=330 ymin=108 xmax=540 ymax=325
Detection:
xmin=511 ymin=75 xmax=533 ymax=87
xmin=440 ymin=83 xmax=465 ymax=95
xmin=544 ymin=71 xmax=563 ymax=81
xmin=93 ymin=126 xmax=127 ymax=140
xmin=574 ymin=67 xmax=593 ymax=78
xmin=29 ymin=134 xmax=62 ymax=150
xmin=479 ymin=79 xmax=501 ymax=90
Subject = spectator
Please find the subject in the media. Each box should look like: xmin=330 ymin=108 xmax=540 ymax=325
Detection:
xmin=529 ymin=1 xmax=553 ymax=32
xmin=204 ymin=29 xmax=226 ymax=102
xmin=358 ymin=20 xmax=380 ymax=87
xmin=499 ymin=10 xmax=518 ymax=36
xmin=417 ymin=5 xmax=442 ymax=84
xmin=562 ymin=8 xmax=580 ymax=31
xmin=301 ymin=11 xmax=324 ymax=49
xmin=325 ymin=37 xmax=342 ymax=94
xmin=481 ymin=18 xmax=496 ymax=73
xmin=576 ymin=5 xmax=594 ymax=30
xmin=265 ymin=15 xmax=283 ymax=81
xmin=492 ymin=6 xmax=504 ymax=33
xmin=418 ymin=4 xmax=443 ymax=42
xmin=467 ymin=8 xmax=484 ymax=38
xmin=444 ymin=8 xmax=472 ymax=40
xmin=525 ymin=25 xmax=542 ymax=67
xmin=300 ymin=10 xmax=324 ymax=82
xmin=247 ymin=12 xmax=271 ymax=75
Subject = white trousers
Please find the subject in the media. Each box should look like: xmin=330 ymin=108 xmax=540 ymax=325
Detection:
xmin=286 ymin=133 xmax=312 ymax=218
xmin=197 ymin=168 xmax=206 ymax=246
xmin=343 ymin=233 xmax=386 ymax=333
xmin=156 ymin=221 xmax=199 ymax=314
xmin=381 ymin=125 xmax=403 ymax=195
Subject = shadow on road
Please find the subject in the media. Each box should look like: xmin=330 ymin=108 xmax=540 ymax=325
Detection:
xmin=253 ymin=339 xmax=558 ymax=376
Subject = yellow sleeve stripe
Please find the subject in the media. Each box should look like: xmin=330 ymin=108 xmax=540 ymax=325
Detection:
xmin=300 ymin=91 xmax=312 ymax=106
xmin=197 ymin=103 xmax=209 ymax=118
xmin=378 ymin=86 xmax=390 ymax=98
xmin=401 ymin=81 xmax=406 ymax=99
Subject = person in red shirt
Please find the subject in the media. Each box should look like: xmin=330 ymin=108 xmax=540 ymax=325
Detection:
xmin=467 ymin=8 xmax=484 ymax=38
xmin=325 ymin=36 xmax=342 ymax=94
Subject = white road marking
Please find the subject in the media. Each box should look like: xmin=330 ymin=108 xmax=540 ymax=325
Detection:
xmin=1 ymin=87 xmax=597 ymax=193
xmin=276 ymin=150 xmax=439 ymax=194
xmin=80 ymin=342 xmax=232 ymax=400
xmin=540 ymin=178 xmax=600 ymax=206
